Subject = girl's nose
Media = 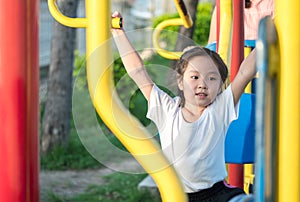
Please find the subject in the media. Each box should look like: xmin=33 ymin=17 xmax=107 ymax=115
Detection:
xmin=198 ymin=77 xmax=207 ymax=89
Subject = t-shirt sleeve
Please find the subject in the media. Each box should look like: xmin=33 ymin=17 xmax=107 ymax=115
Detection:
xmin=146 ymin=84 xmax=180 ymax=130
xmin=213 ymin=85 xmax=240 ymax=126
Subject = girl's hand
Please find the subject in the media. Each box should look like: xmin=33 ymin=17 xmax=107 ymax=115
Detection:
xmin=111 ymin=11 xmax=124 ymax=36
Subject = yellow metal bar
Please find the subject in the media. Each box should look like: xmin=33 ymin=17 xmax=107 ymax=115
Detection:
xmin=244 ymin=47 xmax=252 ymax=93
xmin=47 ymin=0 xmax=87 ymax=28
xmin=244 ymin=43 xmax=254 ymax=193
xmin=152 ymin=18 xmax=185 ymax=60
xmin=244 ymin=164 xmax=254 ymax=194
xmin=244 ymin=47 xmax=256 ymax=194
xmin=276 ymin=0 xmax=300 ymax=201
xmin=218 ymin=0 xmax=232 ymax=66
xmin=85 ymin=0 xmax=187 ymax=201
xmin=173 ymin=0 xmax=193 ymax=28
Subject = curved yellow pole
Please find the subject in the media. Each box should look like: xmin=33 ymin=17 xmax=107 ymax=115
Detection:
xmin=152 ymin=18 xmax=185 ymax=60
xmin=48 ymin=0 xmax=87 ymax=28
xmin=48 ymin=0 xmax=187 ymax=201
xmin=275 ymin=0 xmax=300 ymax=201
xmin=152 ymin=0 xmax=193 ymax=60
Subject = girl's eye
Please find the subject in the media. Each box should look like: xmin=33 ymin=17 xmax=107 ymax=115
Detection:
xmin=191 ymin=76 xmax=198 ymax=79
xmin=209 ymin=77 xmax=216 ymax=81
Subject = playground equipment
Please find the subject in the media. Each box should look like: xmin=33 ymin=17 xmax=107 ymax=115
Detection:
xmin=47 ymin=0 xmax=300 ymax=200
xmin=275 ymin=0 xmax=300 ymax=201
xmin=219 ymin=0 xmax=247 ymax=189
xmin=255 ymin=16 xmax=279 ymax=202
xmin=1 ymin=0 xmax=300 ymax=201
xmin=0 ymin=0 xmax=39 ymax=201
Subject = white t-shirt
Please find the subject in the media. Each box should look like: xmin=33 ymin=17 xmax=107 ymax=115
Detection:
xmin=146 ymin=84 xmax=240 ymax=193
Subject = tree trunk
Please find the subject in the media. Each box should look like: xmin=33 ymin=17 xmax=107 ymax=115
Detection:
xmin=170 ymin=0 xmax=199 ymax=69
xmin=41 ymin=0 xmax=79 ymax=154
xmin=176 ymin=0 xmax=199 ymax=49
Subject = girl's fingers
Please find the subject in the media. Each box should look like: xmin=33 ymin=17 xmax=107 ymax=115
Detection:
xmin=112 ymin=11 xmax=121 ymax=18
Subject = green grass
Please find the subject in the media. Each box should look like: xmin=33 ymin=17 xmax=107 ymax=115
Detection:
xmin=40 ymin=117 xmax=161 ymax=201
xmin=41 ymin=173 xmax=160 ymax=202
xmin=65 ymin=173 xmax=161 ymax=202
xmin=40 ymin=123 xmax=103 ymax=170
xmin=45 ymin=192 xmax=66 ymax=202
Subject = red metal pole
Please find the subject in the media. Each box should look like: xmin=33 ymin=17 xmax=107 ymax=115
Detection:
xmin=230 ymin=0 xmax=244 ymax=81
xmin=0 ymin=0 xmax=39 ymax=201
xmin=228 ymin=0 xmax=245 ymax=189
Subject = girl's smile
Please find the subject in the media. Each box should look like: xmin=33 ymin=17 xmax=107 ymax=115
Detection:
xmin=196 ymin=92 xmax=207 ymax=99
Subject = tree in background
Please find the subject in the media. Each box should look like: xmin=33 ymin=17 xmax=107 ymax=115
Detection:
xmin=168 ymin=0 xmax=199 ymax=71
xmin=42 ymin=0 xmax=79 ymax=154
xmin=173 ymin=0 xmax=199 ymax=52
xmin=170 ymin=0 xmax=213 ymax=69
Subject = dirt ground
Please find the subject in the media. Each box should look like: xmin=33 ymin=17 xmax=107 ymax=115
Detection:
xmin=39 ymin=159 xmax=143 ymax=201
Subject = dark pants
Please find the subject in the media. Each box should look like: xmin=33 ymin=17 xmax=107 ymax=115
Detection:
xmin=187 ymin=181 xmax=245 ymax=202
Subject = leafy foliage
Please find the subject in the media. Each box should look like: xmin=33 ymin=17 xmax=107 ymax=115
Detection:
xmin=152 ymin=2 xmax=213 ymax=47
xmin=193 ymin=2 xmax=214 ymax=46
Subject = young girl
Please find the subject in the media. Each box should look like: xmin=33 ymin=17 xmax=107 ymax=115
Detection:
xmin=111 ymin=11 xmax=256 ymax=202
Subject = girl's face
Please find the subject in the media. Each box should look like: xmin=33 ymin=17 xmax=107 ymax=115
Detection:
xmin=178 ymin=55 xmax=223 ymax=109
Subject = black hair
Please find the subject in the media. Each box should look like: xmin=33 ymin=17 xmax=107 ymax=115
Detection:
xmin=245 ymin=0 xmax=251 ymax=8
xmin=176 ymin=46 xmax=228 ymax=83
xmin=175 ymin=46 xmax=228 ymax=106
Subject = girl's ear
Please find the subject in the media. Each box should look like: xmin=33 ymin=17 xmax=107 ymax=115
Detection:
xmin=218 ymin=87 xmax=222 ymax=95
xmin=177 ymin=74 xmax=183 ymax=90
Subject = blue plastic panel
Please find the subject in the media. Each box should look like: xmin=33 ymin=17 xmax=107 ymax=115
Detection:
xmin=225 ymin=93 xmax=255 ymax=164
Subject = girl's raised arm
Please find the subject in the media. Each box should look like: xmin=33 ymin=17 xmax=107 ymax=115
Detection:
xmin=230 ymin=48 xmax=257 ymax=105
xmin=111 ymin=11 xmax=153 ymax=101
